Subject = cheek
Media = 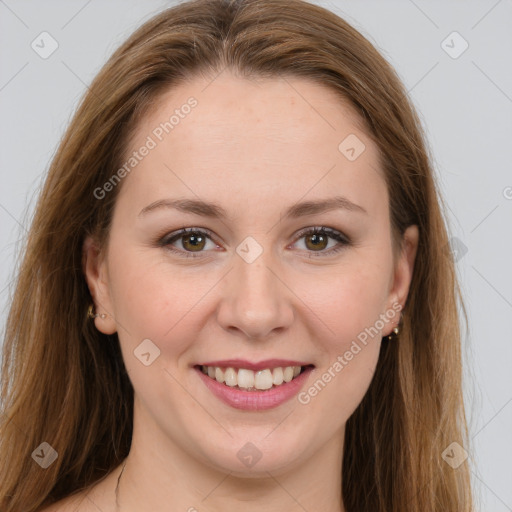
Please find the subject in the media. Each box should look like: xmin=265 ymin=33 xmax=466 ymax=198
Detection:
xmin=292 ymin=253 xmax=390 ymax=409
xmin=106 ymin=243 xmax=226 ymax=366
xmin=296 ymin=258 xmax=392 ymax=348
xmin=106 ymin=250 xmax=207 ymax=417
xmin=296 ymin=267 xmax=386 ymax=422
xmin=299 ymin=341 xmax=381 ymax=435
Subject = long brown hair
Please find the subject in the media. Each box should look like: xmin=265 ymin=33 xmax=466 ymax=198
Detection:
xmin=0 ymin=0 xmax=474 ymax=510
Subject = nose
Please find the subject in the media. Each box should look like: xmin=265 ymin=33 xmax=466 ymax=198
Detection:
xmin=216 ymin=252 xmax=294 ymax=341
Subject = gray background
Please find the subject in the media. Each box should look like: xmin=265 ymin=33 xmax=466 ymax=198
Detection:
xmin=1 ymin=1 xmax=511 ymax=510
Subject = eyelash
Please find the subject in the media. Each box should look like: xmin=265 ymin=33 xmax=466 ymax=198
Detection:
xmin=157 ymin=226 xmax=351 ymax=259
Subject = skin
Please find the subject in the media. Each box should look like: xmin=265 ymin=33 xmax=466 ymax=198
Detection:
xmin=54 ymin=70 xmax=418 ymax=512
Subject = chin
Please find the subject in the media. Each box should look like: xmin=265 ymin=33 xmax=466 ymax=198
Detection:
xmin=194 ymin=429 xmax=306 ymax=477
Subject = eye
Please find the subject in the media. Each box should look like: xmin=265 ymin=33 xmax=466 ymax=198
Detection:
xmin=157 ymin=226 xmax=351 ymax=259
xmin=158 ymin=227 xmax=220 ymax=258
xmin=291 ymin=226 xmax=351 ymax=257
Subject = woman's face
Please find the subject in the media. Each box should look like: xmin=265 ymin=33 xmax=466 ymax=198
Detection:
xmin=84 ymin=71 xmax=417 ymax=477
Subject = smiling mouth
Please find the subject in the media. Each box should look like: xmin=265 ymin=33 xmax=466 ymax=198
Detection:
xmin=194 ymin=364 xmax=314 ymax=391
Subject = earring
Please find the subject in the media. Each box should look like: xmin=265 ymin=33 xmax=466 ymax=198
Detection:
xmin=387 ymin=314 xmax=402 ymax=340
xmin=87 ymin=304 xmax=107 ymax=320
xmin=387 ymin=325 xmax=399 ymax=340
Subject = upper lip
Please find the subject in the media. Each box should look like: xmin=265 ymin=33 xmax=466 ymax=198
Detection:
xmin=196 ymin=359 xmax=313 ymax=372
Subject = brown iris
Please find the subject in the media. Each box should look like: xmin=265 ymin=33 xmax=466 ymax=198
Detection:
xmin=304 ymin=232 xmax=329 ymax=251
xmin=181 ymin=232 xmax=207 ymax=252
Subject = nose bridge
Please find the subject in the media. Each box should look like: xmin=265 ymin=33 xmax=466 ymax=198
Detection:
xmin=239 ymin=249 xmax=277 ymax=303
xmin=217 ymin=242 xmax=293 ymax=339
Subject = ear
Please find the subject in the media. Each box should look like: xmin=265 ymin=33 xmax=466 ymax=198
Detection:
xmin=82 ymin=235 xmax=117 ymax=334
xmin=383 ymin=224 xmax=419 ymax=336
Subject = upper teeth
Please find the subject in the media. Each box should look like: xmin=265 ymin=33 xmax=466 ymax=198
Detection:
xmin=201 ymin=365 xmax=302 ymax=390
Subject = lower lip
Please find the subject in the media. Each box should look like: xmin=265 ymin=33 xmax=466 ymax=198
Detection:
xmin=195 ymin=366 xmax=314 ymax=411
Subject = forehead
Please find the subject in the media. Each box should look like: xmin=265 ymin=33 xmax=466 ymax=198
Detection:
xmin=118 ymin=71 xmax=386 ymax=219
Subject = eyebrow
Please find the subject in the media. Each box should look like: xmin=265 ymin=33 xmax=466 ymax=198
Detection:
xmin=138 ymin=195 xmax=367 ymax=219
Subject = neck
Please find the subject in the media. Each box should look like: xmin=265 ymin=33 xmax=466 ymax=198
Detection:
xmin=111 ymin=398 xmax=346 ymax=512
xmin=115 ymin=440 xmax=345 ymax=511
xmin=115 ymin=459 xmax=127 ymax=511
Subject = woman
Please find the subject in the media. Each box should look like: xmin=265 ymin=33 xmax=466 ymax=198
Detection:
xmin=0 ymin=0 xmax=474 ymax=510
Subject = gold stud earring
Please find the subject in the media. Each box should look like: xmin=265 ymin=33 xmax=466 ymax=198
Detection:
xmin=387 ymin=313 xmax=402 ymax=340
xmin=87 ymin=304 xmax=107 ymax=319
xmin=387 ymin=325 xmax=399 ymax=340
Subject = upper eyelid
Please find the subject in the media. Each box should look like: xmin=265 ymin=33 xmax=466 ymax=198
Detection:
xmin=294 ymin=226 xmax=349 ymax=242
